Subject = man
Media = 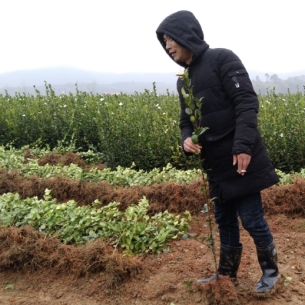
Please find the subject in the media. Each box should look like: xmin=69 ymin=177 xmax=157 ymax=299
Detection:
xmin=156 ymin=10 xmax=281 ymax=295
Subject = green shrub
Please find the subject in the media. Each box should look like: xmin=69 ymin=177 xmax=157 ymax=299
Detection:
xmin=0 ymin=189 xmax=191 ymax=254
xmin=1 ymin=85 xmax=305 ymax=172
xmin=258 ymin=89 xmax=305 ymax=172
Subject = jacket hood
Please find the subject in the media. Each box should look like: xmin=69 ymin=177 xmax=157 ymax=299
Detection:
xmin=156 ymin=10 xmax=209 ymax=67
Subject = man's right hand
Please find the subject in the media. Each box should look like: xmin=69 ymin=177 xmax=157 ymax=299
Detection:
xmin=183 ymin=137 xmax=202 ymax=153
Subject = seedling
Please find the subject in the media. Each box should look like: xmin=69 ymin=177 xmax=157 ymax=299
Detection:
xmin=178 ymin=69 xmax=218 ymax=279
xmin=183 ymin=280 xmax=193 ymax=292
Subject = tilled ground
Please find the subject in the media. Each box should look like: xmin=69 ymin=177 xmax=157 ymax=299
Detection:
xmin=0 ymin=214 xmax=304 ymax=305
xmin=0 ymin=152 xmax=304 ymax=304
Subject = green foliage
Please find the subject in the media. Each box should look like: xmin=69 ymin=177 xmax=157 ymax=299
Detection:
xmin=258 ymin=89 xmax=305 ymax=172
xmin=0 ymin=189 xmax=191 ymax=254
xmin=2 ymin=144 xmax=304 ymax=187
xmin=275 ymin=168 xmax=305 ymax=185
xmin=179 ymin=69 xmax=208 ymax=145
xmin=0 ymin=145 xmax=201 ymax=186
xmin=4 ymin=284 xmax=14 ymax=290
xmin=183 ymin=280 xmax=193 ymax=292
xmin=1 ymin=84 xmax=305 ymax=172
xmin=0 ymin=84 xmax=187 ymax=171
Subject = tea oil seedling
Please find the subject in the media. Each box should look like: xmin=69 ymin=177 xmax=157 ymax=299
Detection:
xmin=178 ymin=69 xmax=218 ymax=279
xmin=183 ymin=280 xmax=193 ymax=292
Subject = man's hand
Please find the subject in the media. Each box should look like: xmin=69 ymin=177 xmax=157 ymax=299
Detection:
xmin=183 ymin=137 xmax=202 ymax=153
xmin=233 ymin=153 xmax=251 ymax=176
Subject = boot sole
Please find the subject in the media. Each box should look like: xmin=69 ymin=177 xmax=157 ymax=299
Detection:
xmin=252 ymin=274 xmax=283 ymax=298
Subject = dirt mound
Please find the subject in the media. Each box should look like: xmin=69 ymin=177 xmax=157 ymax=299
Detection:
xmin=1 ymin=165 xmax=305 ymax=216
xmin=0 ymin=211 xmax=304 ymax=304
xmin=262 ymin=177 xmax=305 ymax=215
xmin=38 ymin=151 xmax=87 ymax=167
xmin=37 ymin=151 xmax=105 ymax=170
xmin=198 ymin=275 xmax=239 ymax=305
xmin=1 ymin=149 xmax=304 ymax=216
xmin=0 ymin=226 xmax=141 ymax=288
xmin=0 ymin=168 xmax=204 ymax=214
xmin=0 ymin=152 xmax=305 ymax=304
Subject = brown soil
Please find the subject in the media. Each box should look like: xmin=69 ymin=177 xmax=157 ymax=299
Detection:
xmin=0 ymin=152 xmax=304 ymax=305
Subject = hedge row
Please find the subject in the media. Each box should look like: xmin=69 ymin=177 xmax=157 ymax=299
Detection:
xmin=1 ymin=83 xmax=305 ymax=172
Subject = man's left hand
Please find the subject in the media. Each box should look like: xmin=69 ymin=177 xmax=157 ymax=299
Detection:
xmin=233 ymin=153 xmax=251 ymax=176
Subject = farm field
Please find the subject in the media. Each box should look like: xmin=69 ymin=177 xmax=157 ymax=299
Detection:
xmin=0 ymin=151 xmax=304 ymax=305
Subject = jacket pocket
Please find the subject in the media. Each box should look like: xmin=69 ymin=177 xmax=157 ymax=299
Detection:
xmin=216 ymin=165 xmax=279 ymax=203
xmin=227 ymin=69 xmax=247 ymax=88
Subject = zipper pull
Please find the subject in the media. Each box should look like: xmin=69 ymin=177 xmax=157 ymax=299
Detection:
xmin=232 ymin=76 xmax=240 ymax=88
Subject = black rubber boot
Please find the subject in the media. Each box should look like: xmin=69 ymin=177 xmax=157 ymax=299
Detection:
xmin=197 ymin=244 xmax=243 ymax=283
xmin=253 ymin=241 xmax=281 ymax=295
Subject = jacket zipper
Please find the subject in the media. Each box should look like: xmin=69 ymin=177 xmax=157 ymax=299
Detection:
xmin=232 ymin=76 xmax=240 ymax=88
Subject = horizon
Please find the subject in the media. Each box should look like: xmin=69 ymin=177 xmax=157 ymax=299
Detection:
xmin=1 ymin=65 xmax=304 ymax=97
xmin=2 ymin=65 xmax=305 ymax=75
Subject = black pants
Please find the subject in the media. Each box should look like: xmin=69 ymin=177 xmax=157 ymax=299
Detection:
xmin=214 ymin=192 xmax=273 ymax=248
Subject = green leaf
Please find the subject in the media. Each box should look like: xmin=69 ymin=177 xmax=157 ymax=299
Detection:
xmin=195 ymin=109 xmax=201 ymax=118
xmin=185 ymin=108 xmax=192 ymax=115
xmin=181 ymin=86 xmax=186 ymax=96
xmin=201 ymin=187 xmax=207 ymax=196
xmin=191 ymin=134 xmax=198 ymax=144
xmin=201 ymin=204 xmax=209 ymax=213
xmin=5 ymin=284 xmax=14 ymax=290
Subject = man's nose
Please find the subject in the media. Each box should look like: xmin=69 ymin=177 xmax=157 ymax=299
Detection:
xmin=165 ymin=42 xmax=171 ymax=50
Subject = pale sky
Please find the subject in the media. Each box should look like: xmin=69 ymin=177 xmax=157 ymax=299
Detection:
xmin=1 ymin=0 xmax=304 ymax=75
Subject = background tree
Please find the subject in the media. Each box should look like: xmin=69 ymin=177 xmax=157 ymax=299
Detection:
xmin=270 ymin=74 xmax=280 ymax=82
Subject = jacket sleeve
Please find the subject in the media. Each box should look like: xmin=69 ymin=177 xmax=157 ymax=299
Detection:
xmin=218 ymin=49 xmax=259 ymax=155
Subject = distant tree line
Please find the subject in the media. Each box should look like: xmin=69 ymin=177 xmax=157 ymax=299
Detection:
xmin=1 ymin=75 xmax=305 ymax=96
xmin=251 ymin=74 xmax=305 ymax=95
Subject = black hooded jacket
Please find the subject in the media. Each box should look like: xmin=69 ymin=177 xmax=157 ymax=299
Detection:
xmin=156 ymin=10 xmax=279 ymax=202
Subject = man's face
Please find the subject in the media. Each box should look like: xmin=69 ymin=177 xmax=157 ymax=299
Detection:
xmin=163 ymin=34 xmax=193 ymax=65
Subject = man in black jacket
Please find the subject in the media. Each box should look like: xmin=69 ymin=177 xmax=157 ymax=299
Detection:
xmin=156 ymin=10 xmax=281 ymax=296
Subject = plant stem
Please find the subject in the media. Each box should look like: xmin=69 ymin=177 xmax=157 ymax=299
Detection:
xmin=197 ymin=154 xmax=218 ymax=279
xmin=178 ymin=68 xmax=218 ymax=279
